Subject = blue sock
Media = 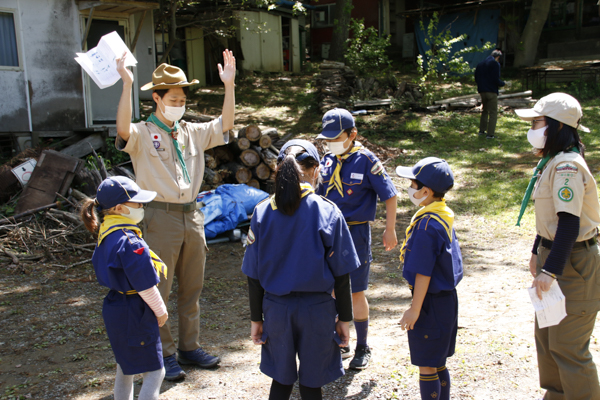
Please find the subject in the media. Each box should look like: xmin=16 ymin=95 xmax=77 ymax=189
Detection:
xmin=354 ymin=318 xmax=369 ymax=347
xmin=419 ymin=373 xmax=441 ymax=400
xmin=437 ymin=366 xmax=450 ymax=400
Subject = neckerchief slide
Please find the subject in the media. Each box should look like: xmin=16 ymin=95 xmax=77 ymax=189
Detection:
xmin=147 ymin=113 xmax=191 ymax=184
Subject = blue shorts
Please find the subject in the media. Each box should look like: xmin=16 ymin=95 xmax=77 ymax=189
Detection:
xmin=407 ymin=289 xmax=458 ymax=367
xmin=260 ymin=292 xmax=343 ymax=388
xmin=103 ymin=291 xmax=163 ymax=375
xmin=349 ymin=224 xmax=372 ymax=293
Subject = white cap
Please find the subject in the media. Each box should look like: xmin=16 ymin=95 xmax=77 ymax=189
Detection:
xmin=515 ymin=92 xmax=589 ymax=132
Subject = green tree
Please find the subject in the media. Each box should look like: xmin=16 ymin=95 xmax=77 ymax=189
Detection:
xmin=345 ymin=18 xmax=391 ymax=77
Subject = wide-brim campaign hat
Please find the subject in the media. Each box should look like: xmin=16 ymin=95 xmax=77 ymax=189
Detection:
xmin=515 ymin=92 xmax=589 ymax=132
xmin=141 ymin=63 xmax=199 ymax=91
xmin=96 ymin=176 xmax=157 ymax=211
xmin=316 ymin=108 xmax=355 ymax=140
xmin=396 ymin=157 xmax=454 ymax=194
xmin=277 ymin=139 xmax=320 ymax=163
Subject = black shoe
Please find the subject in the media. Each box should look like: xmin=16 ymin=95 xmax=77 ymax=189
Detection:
xmin=163 ymin=354 xmax=186 ymax=381
xmin=486 ymin=134 xmax=495 ymax=139
xmin=341 ymin=346 xmax=353 ymax=359
xmin=478 ymin=131 xmax=486 ymax=136
xmin=349 ymin=344 xmax=371 ymax=370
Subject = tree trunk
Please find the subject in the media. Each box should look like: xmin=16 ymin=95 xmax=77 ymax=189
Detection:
xmin=246 ymin=179 xmax=261 ymax=190
xmin=261 ymin=148 xmax=279 ymax=170
xmin=239 ymin=148 xmax=261 ymax=167
xmin=238 ymin=125 xmax=262 ymax=142
xmin=513 ymin=0 xmax=552 ymax=67
xmin=328 ymin=0 xmax=353 ymax=62
xmin=229 ymin=137 xmax=252 ymax=154
xmin=158 ymin=0 xmax=179 ymax=64
xmin=253 ymin=163 xmax=271 ymax=180
xmin=221 ymin=163 xmax=251 ymax=184
xmin=258 ymin=134 xmax=272 ymax=149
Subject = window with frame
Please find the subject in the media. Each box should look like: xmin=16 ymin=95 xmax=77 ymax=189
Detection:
xmin=0 ymin=11 xmax=19 ymax=67
xmin=312 ymin=4 xmax=337 ymax=28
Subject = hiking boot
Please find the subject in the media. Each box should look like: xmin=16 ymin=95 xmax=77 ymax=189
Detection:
xmin=163 ymin=353 xmax=186 ymax=381
xmin=178 ymin=347 xmax=221 ymax=368
xmin=349 ymin=344 xmax=371 ymax=370
xmin=340 ymin=346 xmax=353 ymax=359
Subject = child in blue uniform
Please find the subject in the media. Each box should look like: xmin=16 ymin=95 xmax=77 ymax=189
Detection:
xmin=80 ymin=176 xmax=168 ymax=400
xmin=396 ymin=157 xmax=463 ymax=400
xmin=242 ymin=139 xmax=361 ymax=400
xmin=316 ymin=108 xmax=398 ymax=369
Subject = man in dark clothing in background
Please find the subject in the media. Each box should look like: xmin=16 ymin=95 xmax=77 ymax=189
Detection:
xmin=475 ymin=49 xmax=505 ymax=139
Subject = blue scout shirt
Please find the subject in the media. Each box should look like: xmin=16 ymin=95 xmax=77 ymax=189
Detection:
xmin=92 ymin=229 xmax=160 ymax=294
xmin=242 ymin=187 xmax=360 ymax=296
xmin=402 ymin=217 xmax=463 ymax=294
xmin=317 ymin=145 xmax=398 ymax=223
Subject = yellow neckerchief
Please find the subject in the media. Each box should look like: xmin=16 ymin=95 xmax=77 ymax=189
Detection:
xmin=325 ymin=144 xmax=363 ymax=197
xmin=270 ymin=182 xmax=314 ymax=210
xmin=399 ymin=199 xmax=454 ymax=263
xmin=98 ymin=215 xmax=168 ymax=292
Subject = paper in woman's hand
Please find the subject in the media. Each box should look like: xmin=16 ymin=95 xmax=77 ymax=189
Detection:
xmin=75 ymin=31 xmax=137 ymax=89
xmin=527 ymin=280 xmax=567 ymax=328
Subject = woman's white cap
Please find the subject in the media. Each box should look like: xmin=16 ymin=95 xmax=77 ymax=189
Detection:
xmin=514 ymin=92 xmax=589 ymax=132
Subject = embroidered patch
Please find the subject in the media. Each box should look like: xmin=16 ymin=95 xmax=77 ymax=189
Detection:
xmin=151 ymin=133 xmax=162 ymax=141
xmin=153 ymin=141 xmax=161 ymax=149
xmin=556 ymin=162 xmax=578 ymax=175
xmin=133 ymin=248 xmax=144 ymax=255
xmin=325 ymin=158 xmax=334 ymax=167
xmin=247 ymin=228 xmax=256 ymax=245
xmin=558 ymin=186 xmax=574 ymax=202
xmin=371 ymin=161 xmax=384 ymax=175
xmin=347 ymin=188 xmax=354 ymax=195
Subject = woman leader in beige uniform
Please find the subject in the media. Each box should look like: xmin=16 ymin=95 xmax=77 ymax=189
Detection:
xmin=516 ymin=93 xmax=600 ymax=400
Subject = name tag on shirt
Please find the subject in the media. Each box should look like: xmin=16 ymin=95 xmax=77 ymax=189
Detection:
xmin=351 ymin=173 xmax=364 ymax=180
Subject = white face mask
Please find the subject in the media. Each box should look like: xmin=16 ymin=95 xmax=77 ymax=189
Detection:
xmin=527 ymin=126 xmax=547 ymax=149
xmin=327 ymin=139 xmax=351 ymax=155
xmin=159 ymin=98 xmax=185 ymax=122
xmin=407 ymin=187 xmax=424 ymax=207
xmin=122 ymin=205 xmax=145 ymax=224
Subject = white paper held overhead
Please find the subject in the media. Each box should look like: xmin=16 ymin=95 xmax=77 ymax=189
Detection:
xmin=75 ymin=31 xmax=137 ymax=89
xmin=527 ymin=280 xmax=567 ymax=329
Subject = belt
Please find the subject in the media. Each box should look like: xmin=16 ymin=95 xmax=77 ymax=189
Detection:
xmin=147 ymin=200 xmax=202 ymax=213
xmin=541 ymin=236 xmax=597 ymax=250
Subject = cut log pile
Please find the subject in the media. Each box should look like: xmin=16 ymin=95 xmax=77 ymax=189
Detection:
xmin=202 ymin=125 xmax=281 ymax=194
xmin=315 ymin=61 xmax=424 ymax=113
xmin=429 ymin=90 xmax=536 ymax=111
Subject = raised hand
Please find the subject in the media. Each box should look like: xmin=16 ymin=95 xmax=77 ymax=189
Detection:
xmin=218 ymin=49 xmax=236 ymax=87
xmin=116 ymin=51 xmax=133 ymax=86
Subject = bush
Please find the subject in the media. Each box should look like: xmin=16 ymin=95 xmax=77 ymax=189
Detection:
xmin=345 ymin=18 xmax=392 ymax=77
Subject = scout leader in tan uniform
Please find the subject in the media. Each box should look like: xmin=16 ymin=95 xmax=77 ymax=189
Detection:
xmin=115 ymin=50 xmax=235 ymax=381
xmin=515 ymin=92 xmax=600 ymax=400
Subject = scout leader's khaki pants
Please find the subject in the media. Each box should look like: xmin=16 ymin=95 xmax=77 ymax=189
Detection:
xmin=142 ymin=207 xmax=208 ymax=357
xmin=536 ymin=242 xmax=600 ymax=400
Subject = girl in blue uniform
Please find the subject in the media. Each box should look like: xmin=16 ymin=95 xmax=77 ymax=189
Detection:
xmin=242 ymin=139 xmax=361 ymax=400
xmin=80 ymin=176 xmax=168 ymax=400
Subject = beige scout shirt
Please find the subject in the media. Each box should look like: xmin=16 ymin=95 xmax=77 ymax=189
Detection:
xmin=116 ymin=117 xmax=229 ymax=203
xmin=533 ymin=151 xmax=600 ymax=241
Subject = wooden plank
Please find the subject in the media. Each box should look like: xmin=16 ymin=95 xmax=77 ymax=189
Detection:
xmin=498 ymin=90 xmax=533 ymax=99
xmin=433 ymin=89 xmax=507 ymax=105
xmin=353 ymin=99 xmax=392 ymax=107
xmin=15 ymin=151 xmax=84 ymax=214
xmin=60 ymin=133 xmax=104 ymax=159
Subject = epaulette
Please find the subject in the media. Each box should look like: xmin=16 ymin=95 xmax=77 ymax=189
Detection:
xmin=359 ymin=148 xmax=378 ymax=164
xmin=250 ymin=196 xmax=271 ymax=217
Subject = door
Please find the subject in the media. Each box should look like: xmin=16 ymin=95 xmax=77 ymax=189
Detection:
xmin=85 ymin=19 xmax=130 ymax=125
xmin=259 ymin=12 xmax=283 ymax=72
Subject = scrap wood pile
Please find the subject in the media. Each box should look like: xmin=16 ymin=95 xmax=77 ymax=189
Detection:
xmin=429 ymin=90 xmax=536 ymax=111
xmin=202 ymin=125 xmax=289 ymax=194
xmin=315 ymin=61 xmax=424 ymax=114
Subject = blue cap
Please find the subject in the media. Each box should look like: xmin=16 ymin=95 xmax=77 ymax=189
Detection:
xmin=96 ymin=176 xmax=157 ymax=211
xmin=395 ymin=157 xmax=454 ymax=193
xmin=277 ymin=139 xmax=320 ymax=164
xmin=316 ymin=108 xmax=355 ymax=139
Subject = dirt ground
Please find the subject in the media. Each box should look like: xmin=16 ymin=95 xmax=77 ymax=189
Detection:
xmin=2 ymin=176 xmax=599 ymax=399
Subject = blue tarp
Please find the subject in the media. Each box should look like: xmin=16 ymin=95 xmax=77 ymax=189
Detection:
xmin=415 ymin=9 xmax=501 ymax=74
xmin=197 ymin=184 xmax=269 ymax=239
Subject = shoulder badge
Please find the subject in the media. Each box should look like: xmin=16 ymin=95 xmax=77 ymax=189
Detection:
xmin=557 ymin=186 xmax=574 ymax=202
xmin=371 ymin=161 xmax=384 ymax=175
xmin=556 ymin=162 xmax=578 ymax=176
xmin=247 ymin=227 xmax=256 ymax=245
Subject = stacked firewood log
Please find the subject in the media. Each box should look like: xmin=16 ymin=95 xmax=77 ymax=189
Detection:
xmin=315 ymin=61 xmax=356 ymax=113
xmin=202 ymin=125 xmax=282 ymax=194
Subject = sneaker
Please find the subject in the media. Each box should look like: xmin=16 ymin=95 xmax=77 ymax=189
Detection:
xmin=478 ymin=131 xmax=486 ymax=136
xmin=349 ymin=344 xmax=371 ymax=370
xmin=163 ymin=353 xmax=186 ymax=381
xmin=486 ymin=134 xmax=495 ymax=139
xmin=178 ymin=347 xmax=221 ymax=368
xmin=341 ymin=346 xmax=353 ymax=359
